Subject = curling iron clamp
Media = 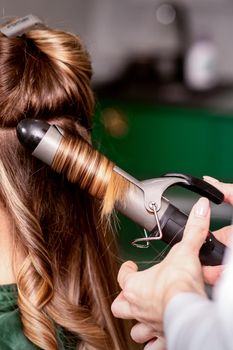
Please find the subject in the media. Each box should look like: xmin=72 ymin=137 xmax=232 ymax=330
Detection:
xmin=16 ymin=119 xmax=226 ymax=266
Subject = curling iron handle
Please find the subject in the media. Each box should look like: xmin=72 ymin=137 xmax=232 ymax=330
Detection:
xmin=161 ymin=204 xmax=225 ymax=266
xmin=118 ymin=185 xmax=225 ymax=266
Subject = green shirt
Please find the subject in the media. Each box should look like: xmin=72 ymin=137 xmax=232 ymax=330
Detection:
xmin=0 ymin=284 xmax=77 ymax=350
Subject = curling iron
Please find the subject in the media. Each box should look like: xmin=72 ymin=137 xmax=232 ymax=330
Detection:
xmin=16 ymin=119 xmax=226 ymax=266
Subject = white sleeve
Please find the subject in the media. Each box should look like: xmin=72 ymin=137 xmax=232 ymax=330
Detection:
xmin=164 ymin=237 xmax=233 ymax=350
xmin=164 ymin=293 xmax=228 ymax=350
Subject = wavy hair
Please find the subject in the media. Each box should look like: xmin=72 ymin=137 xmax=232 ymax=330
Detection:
xmin=0 ymin=22 xmax=138 ymax=349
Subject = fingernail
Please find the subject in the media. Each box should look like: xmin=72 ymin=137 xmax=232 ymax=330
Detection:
xmin=203 ymin=176 xmax=219 ymax=183
xmin=194 ymin=197 xmax=209 ymax=217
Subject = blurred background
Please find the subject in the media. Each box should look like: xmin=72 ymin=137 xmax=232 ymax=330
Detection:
xmin=2 ymin=0 xmax=233 ymax=265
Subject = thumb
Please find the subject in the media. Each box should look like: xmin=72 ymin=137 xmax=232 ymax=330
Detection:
xmin=117 ymin=260 xmax=138 ymax=289
xmin=182 ymin=197 xmax=210 ymax=253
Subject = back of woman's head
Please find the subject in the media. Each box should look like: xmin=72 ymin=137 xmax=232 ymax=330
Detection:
xmin=0 ymin=20 xmax=135 ymax=350
xmin=0 ymin=25 xmax=94 ymax=127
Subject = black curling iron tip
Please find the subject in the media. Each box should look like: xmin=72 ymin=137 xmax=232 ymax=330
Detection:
xmin=16 ymin=119 xmax=50 ymax=152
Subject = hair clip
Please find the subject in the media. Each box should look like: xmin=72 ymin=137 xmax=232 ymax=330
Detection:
xmin=0 ymin=14 xmax=43 ymax=38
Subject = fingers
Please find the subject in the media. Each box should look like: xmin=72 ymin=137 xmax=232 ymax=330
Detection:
xmin=117 ymin=260 xmax=138 ymax=289
xmin=203 ymin=176 xmax=233 ymax=206
xmin=203 ymin=224 xmax=231 ymax=284
xmin=202 ymin=265 xmax=223 ymax=285
xmin=203 ymin=176 xmax=220 ymax=184
xmin=144 ymin=337 xmax=166 ymax=350
xmin=182 ymin=197 xmax=210 ymax=253
xmin=131 ymin=322 xmax=157 ymax=343
xmin=111 ymin=292 xmax=133 ymax=319
xmin=212 ymin=225 xmax=233 ymax=246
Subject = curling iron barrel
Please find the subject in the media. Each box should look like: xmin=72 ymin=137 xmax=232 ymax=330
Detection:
xmin=16 ymin=119 xmax=226 ymax=266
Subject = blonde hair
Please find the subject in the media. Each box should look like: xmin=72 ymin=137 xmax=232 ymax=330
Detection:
xmin=0 ymin=22 xmax=138 ymax=350
xmin=52 ymin=133 xmax=130 ymax=215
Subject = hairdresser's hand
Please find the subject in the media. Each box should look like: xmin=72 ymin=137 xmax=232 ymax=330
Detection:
xmin=204 ymin=176 xmax=233 ymax=206
xmin=202 ymin=176 xmax=233 ymax=284
xmin=202 ymin=225 xmax=232 ymax=284
xmin=111 ymin=197 xmax=209 ymax=338
xmin=130 ymin=324 xmax=166 ymax=350
xmin=145 ymin=337 xmax=166 ymax=350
